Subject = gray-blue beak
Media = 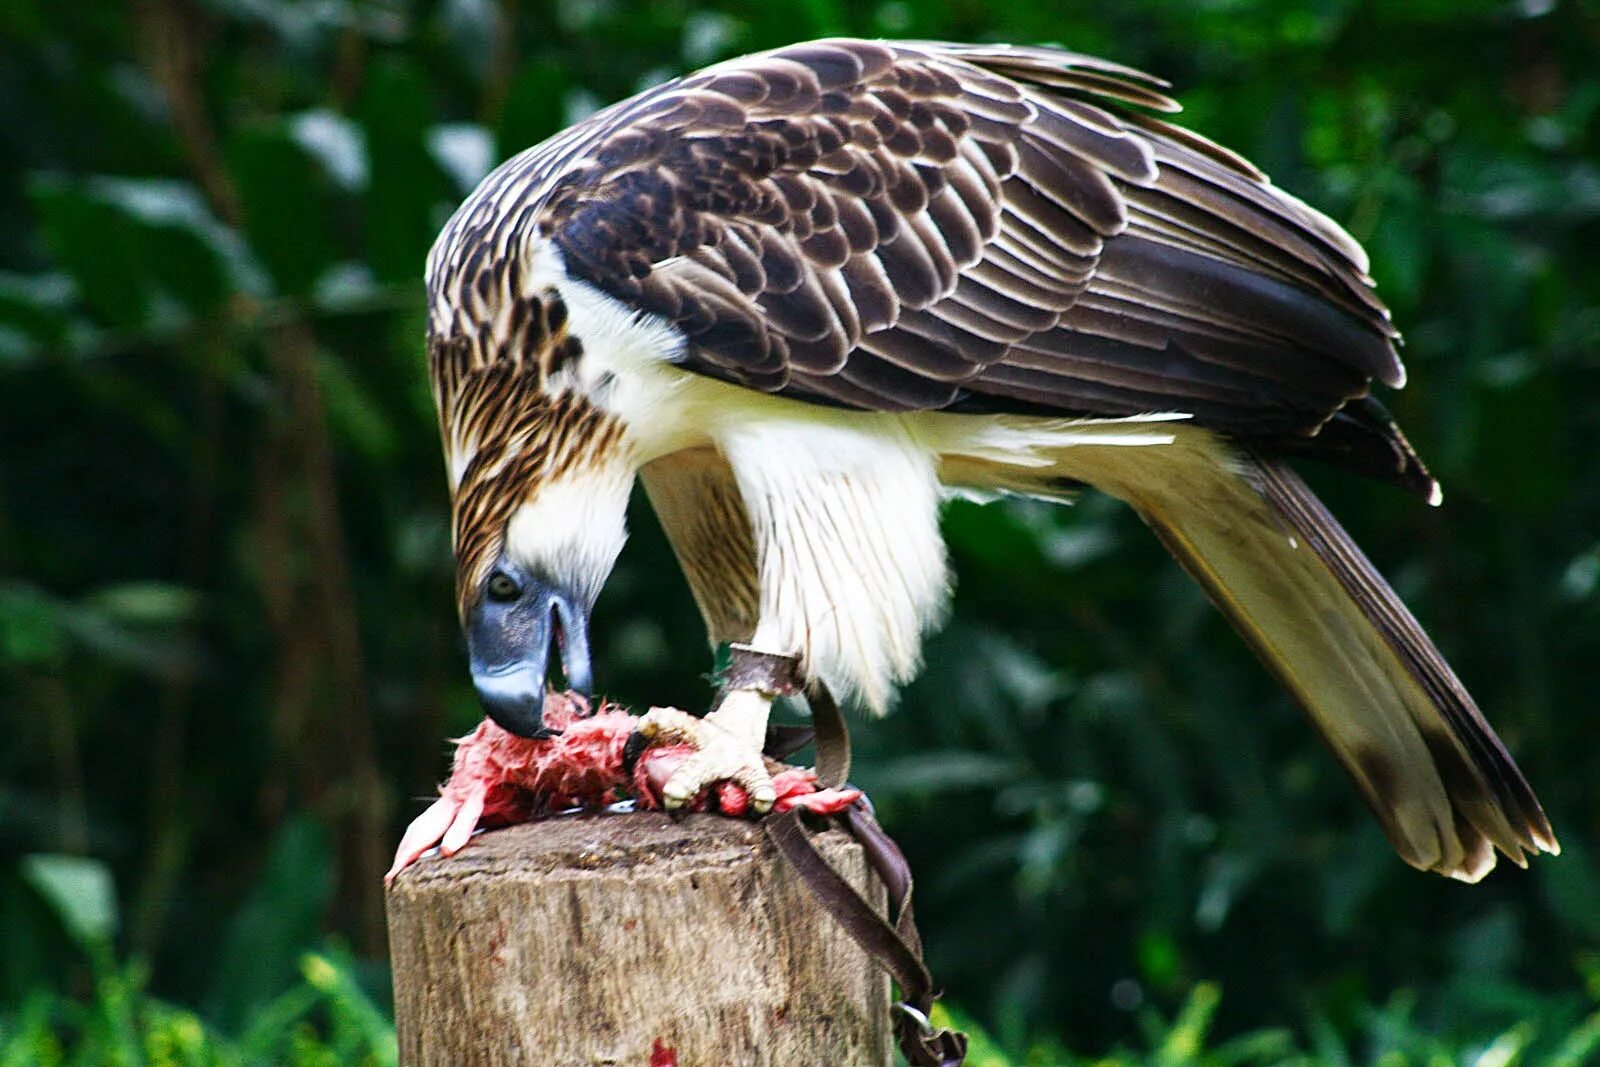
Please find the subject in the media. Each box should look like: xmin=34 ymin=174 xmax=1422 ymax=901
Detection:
xmin=467 ymin=572 xmax=592 ymax=738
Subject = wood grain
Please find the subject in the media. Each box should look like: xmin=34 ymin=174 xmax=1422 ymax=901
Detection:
xmin=386 ymin=812 xmax=890 ymax=1066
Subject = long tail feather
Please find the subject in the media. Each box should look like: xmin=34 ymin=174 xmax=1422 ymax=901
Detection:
xmin=1070 ymin=431 xmax=1557 ymax=880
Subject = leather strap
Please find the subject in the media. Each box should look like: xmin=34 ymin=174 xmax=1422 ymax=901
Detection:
xmin=716 ymin=650 xmax=965 ymax=1064
xmin=762 ymin=678 xmax=967 ymax=1067
xmin=803 ymin=677 xmax=851 ymax=789
xmin=722 ymin=643 xmax=800 ymax=696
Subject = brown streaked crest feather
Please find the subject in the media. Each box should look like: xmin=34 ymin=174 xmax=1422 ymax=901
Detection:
xmin=428 ymin=284 xmax=585 ymax=429
xmin=430 ymin=332 xmax=627 ymax=617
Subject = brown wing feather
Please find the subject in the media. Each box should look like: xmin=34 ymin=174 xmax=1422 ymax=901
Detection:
xmin=432 ymin=37 xmax=1429 ymax=495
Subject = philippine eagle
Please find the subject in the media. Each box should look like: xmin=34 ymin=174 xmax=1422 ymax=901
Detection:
xmin=425 ymin=38 xmax=1556 ymax=881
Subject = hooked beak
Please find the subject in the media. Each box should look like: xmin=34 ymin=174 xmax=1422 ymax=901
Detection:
xmin=467 ymin=581 xmax=592 ymax=738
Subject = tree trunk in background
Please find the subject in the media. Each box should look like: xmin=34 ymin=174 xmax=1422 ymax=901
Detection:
xmin=385 ymin=813 xmax=891 ymax=1067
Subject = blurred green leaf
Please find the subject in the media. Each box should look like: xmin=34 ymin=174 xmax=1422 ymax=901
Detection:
xmin=8 ymin=582 xmax=203 ymax=681
xmin=1154 ymin=980 xmax=1220 ymax=1063
xmin=1546 ymin=1010 xmax=1600 ymax=1067
xmin=228 ymin=125 xmax=339 ymax=297
xmin=20 ymin=856 xmax=118 ymax=951
xmin=496 ymin=59 xmax=570 ymax=160
xmin=0 ymin=273 xmax=72 ymax=363
xmin=429 ymin=123 xmax=494 ymax=196
xmin=30 ymin=179 xmax=152 ymax=330
xmin=25 ymin=176 xmax=255 ymax=329
xmin=0 ymin=582 xmax=69 ymax=666
xmin=1471 ymin=364 xmax=1567 ymax=517
xmin=83 ymin=582 xmax=200 ymax=627
xmin=0 ymin=993 xmax=66 ymax=1067
xmin=866 ymin=751 xmax=1018 ymax=796
xmin=317 ymin=350 xmax=397 ymax=460
xmin=83 ymin=177 xmax=258 ymax=311
xmin=359 ymin=57 xmax=448 ymax=284
xmin=298 ymin=951 xmax=398 ymax=1067
xmin=206 ymin=815 xmax=334 ymax=1030
xmin=290 ymin=109 xmax=369 ymax=193
xmin=1539 ymin=837 xmax=1600 ymax=945
xmin=1138 ymin=930 xmax=1182 ymax=991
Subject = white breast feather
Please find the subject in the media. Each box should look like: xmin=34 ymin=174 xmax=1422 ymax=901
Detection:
xmin=718 ymin=415 xmax=950 ymax=715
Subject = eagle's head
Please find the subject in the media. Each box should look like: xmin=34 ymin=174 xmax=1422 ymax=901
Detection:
xmin=430 ymin=287 xmax=638 ymax=738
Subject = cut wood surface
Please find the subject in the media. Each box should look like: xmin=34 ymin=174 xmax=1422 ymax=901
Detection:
xmin=385 ymin=812 xmax=890 ymax=1067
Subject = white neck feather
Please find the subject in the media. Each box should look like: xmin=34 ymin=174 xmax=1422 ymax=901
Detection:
xmin=503 ymin=460 xmax=634 ymax=607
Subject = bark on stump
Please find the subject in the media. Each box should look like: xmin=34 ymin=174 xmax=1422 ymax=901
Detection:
xmin=385 ymin=812 xmax=890 ymax=1067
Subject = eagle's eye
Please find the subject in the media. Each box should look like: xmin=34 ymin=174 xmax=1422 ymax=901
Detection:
xmin=486 ymin=571 xmax=521 ymax=603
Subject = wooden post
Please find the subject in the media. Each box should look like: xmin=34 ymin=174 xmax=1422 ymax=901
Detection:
xmin=385 ymin=812 xmax=891 ymax=1067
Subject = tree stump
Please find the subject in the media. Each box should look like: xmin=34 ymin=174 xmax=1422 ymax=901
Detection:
xmin=385 ymin=812 xmax=890 ymax=1067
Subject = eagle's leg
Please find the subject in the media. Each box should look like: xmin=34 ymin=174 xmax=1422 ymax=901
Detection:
xmin=635 ymin=452 xmax=783 ymax=811
xmin=635 ymin=644 xmax=796 ymax=812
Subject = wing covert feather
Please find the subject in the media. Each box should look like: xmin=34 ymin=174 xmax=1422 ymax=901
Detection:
xmin=432 ymin=37 xmax=1426 ymax=492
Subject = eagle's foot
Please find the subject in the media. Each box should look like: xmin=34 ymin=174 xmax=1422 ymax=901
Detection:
xmin=636 ymin=690 xmax=777 ymax=814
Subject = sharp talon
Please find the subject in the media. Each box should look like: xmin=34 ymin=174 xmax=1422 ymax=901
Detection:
xmin=621 ymin=730 xmax=650 ymax=774
xmin=747 ymin=776 xmax=777 ymax=814
xmin=387 ymin=795 xmax=461 ymax=882
xmin=639 ymin=700 xmax=776 ymax=818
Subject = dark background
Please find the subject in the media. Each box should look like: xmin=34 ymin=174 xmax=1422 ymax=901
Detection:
xmin=2 ymin=0 xmax=1598 ymax=1062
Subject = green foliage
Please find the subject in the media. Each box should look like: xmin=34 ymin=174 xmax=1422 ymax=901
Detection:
xmin=2 ymin=0 xmax=1597 ymax=1063
xmin=924 ymin=977 xmax=1600 ymax=1067
xmin=205 ymin=817 xmax=334 ymax=1031
xmin=2 ymin=849 xmax=394 ymax=1066
xmin=0 ymin=945 xmax=397 ymax=1066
